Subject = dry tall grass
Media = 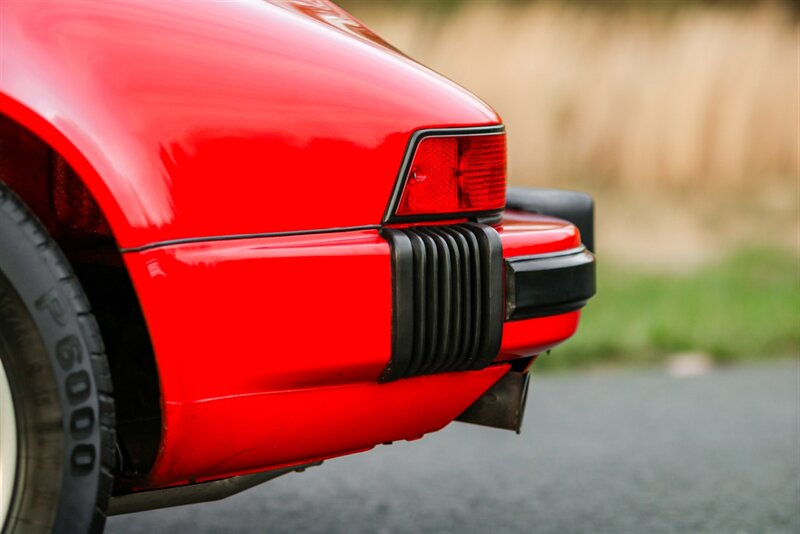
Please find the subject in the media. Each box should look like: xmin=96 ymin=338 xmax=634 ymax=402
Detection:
xmin=353 ymin=3 xmax=799 ymax=191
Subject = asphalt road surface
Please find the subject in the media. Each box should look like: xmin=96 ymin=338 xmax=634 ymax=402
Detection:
xmin=107 ymin=361 xmax=800 ymax=534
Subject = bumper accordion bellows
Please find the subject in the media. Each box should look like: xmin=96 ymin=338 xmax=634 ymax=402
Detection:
xmin=380 ymin=223 xmax=504 ymax=381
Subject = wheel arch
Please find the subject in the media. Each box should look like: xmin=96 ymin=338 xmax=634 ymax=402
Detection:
xmin=0 ymin=96 xmax=164 ymax=485
xmin=0 ymin=94 xmax=130 ymax=241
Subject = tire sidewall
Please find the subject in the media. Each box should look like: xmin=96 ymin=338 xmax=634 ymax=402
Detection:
xmin=0 ymin=187 xmax=108 ymax=534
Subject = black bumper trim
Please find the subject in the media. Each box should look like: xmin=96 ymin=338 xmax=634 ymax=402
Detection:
xmin=505 ymin=246 xmax=596 ymax=321
xmin=380 ymin=223 xmax=504 ymax=382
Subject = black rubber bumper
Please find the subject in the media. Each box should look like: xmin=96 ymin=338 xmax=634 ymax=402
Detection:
xmin=505 ymin=246 xmax=596 ymax=321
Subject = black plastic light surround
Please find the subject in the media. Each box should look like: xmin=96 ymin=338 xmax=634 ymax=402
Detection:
xmin=505 ymin=246 xmax=596 ymax=321
xmin=382 ymin=125 xmax=506 ymax=225
xmin=380 ymin=223 xmax=504 ymax=382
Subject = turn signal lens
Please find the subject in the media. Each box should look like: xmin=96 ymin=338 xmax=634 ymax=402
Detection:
xmin=396 ymin=133 xmax=506 ymax=217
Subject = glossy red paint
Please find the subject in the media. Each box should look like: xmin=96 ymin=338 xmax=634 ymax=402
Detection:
xmin=499 ymin=210 xmax=583 ymax=257
xmin=123 ymin=230 xmax=394 ymax=403
xmin=146 ymin=365 xmax=510 ymax=488
xmin=498 ymin=312 xmax=581 ymax=361
xmin=0 ymin=0 xmax=499 ymax=249
xmin=123 ymin=215 xmax=583 ymax=488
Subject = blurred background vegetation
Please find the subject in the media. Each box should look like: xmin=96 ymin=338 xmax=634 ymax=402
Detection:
xmin=342 ymin=0 xmax=798 ymax=371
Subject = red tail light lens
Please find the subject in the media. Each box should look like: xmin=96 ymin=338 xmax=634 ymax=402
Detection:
xmin=395 ymin=132 xmax=507 ymax=218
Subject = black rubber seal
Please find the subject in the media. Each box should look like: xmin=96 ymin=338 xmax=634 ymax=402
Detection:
xmin=379 ymin=223 xmax=504 ymax=381
xmin=378 ymin=229 xmax=414 ymax=381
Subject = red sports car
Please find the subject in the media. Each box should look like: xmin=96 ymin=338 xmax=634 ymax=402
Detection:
xmin=0 ymin=1 xmax=595 ymax=532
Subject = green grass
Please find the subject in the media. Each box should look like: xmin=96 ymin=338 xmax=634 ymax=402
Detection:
xmin=536 ymin=247 xmax=800 ymax=371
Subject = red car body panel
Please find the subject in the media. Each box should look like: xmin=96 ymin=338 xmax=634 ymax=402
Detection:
xmin=1 ymin=0 xmax=498 ymax=248
xmin=144 ymin=365 xmax=511 ymax=488
xmin=1 ymin=0 xmax=593 ymax=494
xmin=122 ymin=215 xmax=581 ymax=488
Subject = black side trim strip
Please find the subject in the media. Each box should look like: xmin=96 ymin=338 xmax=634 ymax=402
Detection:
xmin=505 ymin=246 xmax=596 ymax=321
xmin=120 ymin=224 xmax=382 ymax=253
xmin=382 ymin=124 xmax=506 ymax=224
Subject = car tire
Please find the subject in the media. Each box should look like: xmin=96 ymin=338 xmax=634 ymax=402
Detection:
xmin=0 ymin=182 xmax=115 ymax=534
